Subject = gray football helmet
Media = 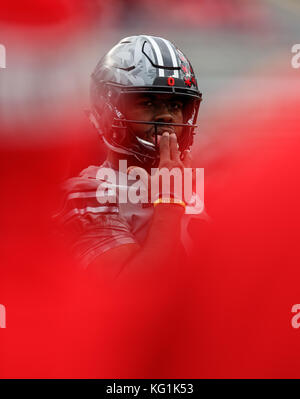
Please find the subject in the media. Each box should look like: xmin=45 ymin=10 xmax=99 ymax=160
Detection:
xmin=89 ymin=35 xmax=202 ymax=167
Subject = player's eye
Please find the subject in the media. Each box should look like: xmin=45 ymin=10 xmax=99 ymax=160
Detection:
xmin=138 ymin=100 xmax=153 ymax=108
xmin=170 ymin=102 xmax=183 ymax=111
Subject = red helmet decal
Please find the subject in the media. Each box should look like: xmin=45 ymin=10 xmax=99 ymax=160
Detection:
xmin=181 ymin=65 xmax=188 ymax=74
xmin=184 ymin=77 xmax=192 ymax=87
xmin=167 ymin=77 xmax=175 ymax=86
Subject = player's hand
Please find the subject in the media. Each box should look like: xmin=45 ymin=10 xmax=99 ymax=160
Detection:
xmin=127 ymin=132 xmax=193 ymax=205
xmin=158 ymin=132 xmax=193 ymax=202
xmin=159 ymin=132 xmax=186 ymax=170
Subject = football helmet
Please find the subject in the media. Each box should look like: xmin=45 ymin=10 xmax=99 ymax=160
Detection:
xmin=89 ymin=35 xmax=202 ymax=167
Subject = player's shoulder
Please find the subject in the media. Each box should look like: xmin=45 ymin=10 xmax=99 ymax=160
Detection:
xmin=55 ymin=162 xmax=119 ymax=223
xmin=62 ymin=163 xmax=109 ymax=194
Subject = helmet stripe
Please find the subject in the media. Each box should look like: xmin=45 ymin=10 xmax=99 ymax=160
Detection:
xmin=144 ymin=35 xmax=165 ymax=77
xmin=160 ymin=38 xmax=179 ymax=78
xmin=154 ymin=37 xmax=173 ymax=71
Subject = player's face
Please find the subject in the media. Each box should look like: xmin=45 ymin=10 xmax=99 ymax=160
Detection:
xmin=122 ymin=93 xmax=184 ymax=145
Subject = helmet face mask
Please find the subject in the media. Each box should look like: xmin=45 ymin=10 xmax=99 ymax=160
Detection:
xmin=89 ymin=35 xmax=202 ymax=168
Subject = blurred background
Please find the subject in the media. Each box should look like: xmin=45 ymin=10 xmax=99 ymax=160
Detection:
xmin=1 ymin=0 xmax=299 ymax=156
xmin=0 ymin=0 xmax=300 ymax=378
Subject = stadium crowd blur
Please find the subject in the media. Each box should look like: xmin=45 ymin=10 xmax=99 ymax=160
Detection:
xmin=1 ymin=0 xmax=300 ymax=378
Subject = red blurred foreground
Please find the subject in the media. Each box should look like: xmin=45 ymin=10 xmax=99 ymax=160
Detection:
xmin=0 ymin=1 xmax=300 ymax=377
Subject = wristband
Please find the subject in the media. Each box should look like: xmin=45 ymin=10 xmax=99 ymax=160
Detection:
xmin=153 ymin=197 xmax=186 ymax=209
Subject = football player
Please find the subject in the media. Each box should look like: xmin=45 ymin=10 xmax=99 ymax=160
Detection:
xmin=56 ymin=35 xmax=205 ymax=280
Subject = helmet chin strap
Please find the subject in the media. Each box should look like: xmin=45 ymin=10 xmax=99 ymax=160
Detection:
xmin=88 ymin=108 xmax=193 ymax=167
xmin=102 ymin=136 xmax=134 ymax=156
xmin=87 ymin=108 xmax=156 ymax=159
xmin=135 ymin=136 xmax=156 ymax=150
xmin=132 ymin=122 xmax=158 ymax=149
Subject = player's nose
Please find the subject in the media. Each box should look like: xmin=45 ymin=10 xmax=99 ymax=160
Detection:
xmin=154 ymin=109 xmax=174 ymax=124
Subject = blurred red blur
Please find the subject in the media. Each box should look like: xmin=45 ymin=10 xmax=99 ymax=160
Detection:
xmin=1 ymin=0 xmax=300 ymax=379
xmin=0 ymin=0 xmax=105 ymax=27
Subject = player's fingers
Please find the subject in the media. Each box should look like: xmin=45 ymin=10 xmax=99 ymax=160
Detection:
xmin=169 ymin=133 xmax=181 ymax=162
xmin=182 ymin=149 xmax=192 ymax=168
xmin=159 ymin=132 xmax=170 ymax=162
